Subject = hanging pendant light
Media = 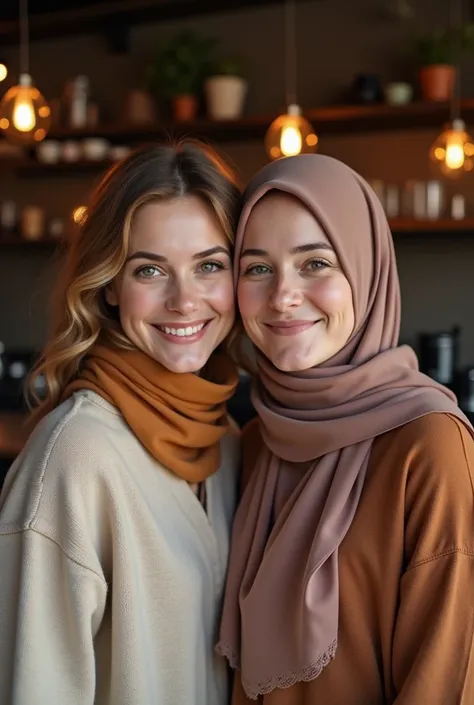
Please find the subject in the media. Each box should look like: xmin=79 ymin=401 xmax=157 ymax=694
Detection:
xmin=429 ymin=117 xmax=474 ymax=177
xmin=264 ymin=0 xmax=318 ymax=160
xmin=0 ymin=0 xmax=51 ymax=144
xmin=429 ymin=0 xmax=474 ymax=179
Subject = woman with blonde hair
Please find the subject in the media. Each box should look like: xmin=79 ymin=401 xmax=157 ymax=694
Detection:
xmin=0 ymin=141 xmax=241 ymax=705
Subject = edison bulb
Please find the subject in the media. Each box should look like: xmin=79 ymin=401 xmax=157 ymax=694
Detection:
xmin=280 ymin=125 xmax=302 ymax=156
xmin=429 ymin=118 xmax=474 ymax=178
xmin=265 ymin=104 xmax=318 ymax=160
xmin=445 ymin=139 xmax=465 ymax=170
xmin=0 ymin=73 xmax=51 ymax=145
xmin=13 ymin=92 xmax=36 ymax=132
xmin=0 ymin=63 xmax=7 ymax=82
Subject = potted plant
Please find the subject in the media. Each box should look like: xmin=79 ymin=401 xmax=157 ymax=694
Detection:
xmin=147 ymin=31 xmax=214 ymax=122
xmin=205 ymin=55 xmax=247 ymax=120
xmin=416 ymin=25 xmax=474 ymax=102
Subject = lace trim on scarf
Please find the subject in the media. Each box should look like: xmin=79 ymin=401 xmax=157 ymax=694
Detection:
xmin=216 ymin=639 xmax=338 ymax=700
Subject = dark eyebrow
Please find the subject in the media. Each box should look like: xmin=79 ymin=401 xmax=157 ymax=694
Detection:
xmin=126 ymin=245 xmax=231 ymax=264
xmin=126 ymin=251 xmax=166 ymax=264
xmin=192 ymin=246 xmax=231 ymax=260
xmin=240 ymin=242 xmax=334 ymax=258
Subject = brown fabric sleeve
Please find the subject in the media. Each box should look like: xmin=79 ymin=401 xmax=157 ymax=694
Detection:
xmin=393 ymin=552 xmax=474 ymax=703
xmin=392 ymin=414 xmax=474 ymax=703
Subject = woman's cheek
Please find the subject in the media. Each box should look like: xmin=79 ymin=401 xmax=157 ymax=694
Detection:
xmin=119 ymin=282 xmax=157 ymax=317
xmin=207 ymin=277 xmax=235 ymax=316
xmin=237 ymin=281 xmax=266 ymax=318
xmin=309 ymin=276 xmax=353 ymax=314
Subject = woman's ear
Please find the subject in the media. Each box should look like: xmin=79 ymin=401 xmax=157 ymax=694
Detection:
xmin=105 ymin=281 xmax=118 ymax=307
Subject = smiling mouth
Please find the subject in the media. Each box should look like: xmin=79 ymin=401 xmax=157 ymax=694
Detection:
xmin=152 ymin=320 xmax=211 ymax=343
xmin=156 ymin=322 xmax=207 ymax=337
xmin=265 ymin=320 xmax=321 ymax=336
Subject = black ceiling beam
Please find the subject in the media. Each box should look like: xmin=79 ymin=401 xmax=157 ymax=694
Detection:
xmin=0 ymin=0 xmax=318 ymax=45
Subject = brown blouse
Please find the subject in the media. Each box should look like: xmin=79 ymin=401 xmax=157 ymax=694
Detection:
xmin=232 ymin=412 xmax=474 ymax=705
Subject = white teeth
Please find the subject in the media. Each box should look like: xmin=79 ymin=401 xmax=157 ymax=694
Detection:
xmin=160 ymin=323 xmax=206 ymax=337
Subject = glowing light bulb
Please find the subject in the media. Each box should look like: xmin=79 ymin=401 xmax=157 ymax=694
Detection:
xmin=280 ymin=125 xmax=302 ymax=157
xmin=0 ymin=73 xmax=51 ymax=145
xmin=13 ymin=92 xmax=36 ymax=132
xmin=265 ymin=104 xmax=317 ymax=160
xmin=445 ymin=138 xmax=465 ymax=170
xmin=429 ymin=118 xmax=474 ymax=178
xmin=0 ymin=63 xmax=7 ymax=82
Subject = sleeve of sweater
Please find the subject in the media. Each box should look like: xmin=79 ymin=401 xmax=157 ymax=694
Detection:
xmin=0 ymin=530 xmax=107 ymax=704
xmin=392 ymin=413 xmax=474 ymax=704
xmin=0 ymin=408 xmax=109 ymax=705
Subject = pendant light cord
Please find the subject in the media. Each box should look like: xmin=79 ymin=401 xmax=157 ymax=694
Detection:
xmin=19 ymin=0 xmax=29 ymax=76
xmin=450 ymin=0 xmax=463 ymax=122
xmin=285 ymin=0 xmax=297 ymax=106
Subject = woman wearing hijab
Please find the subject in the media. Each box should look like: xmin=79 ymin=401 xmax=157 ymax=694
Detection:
xmin=218 ymin=154 xmax=474 ymax=704
xmin=0 ymin=141 xmax=241 ymax=705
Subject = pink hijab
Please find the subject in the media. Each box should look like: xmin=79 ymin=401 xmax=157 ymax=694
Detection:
xmin=217 ymin=154 xmax=472 ymax=698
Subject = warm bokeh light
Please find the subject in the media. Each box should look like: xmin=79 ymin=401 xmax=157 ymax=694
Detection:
xmin=429 ymin=118 xmax=474 ymax=178
xmin=0 ymin=73 xmax=51 ymax=144
xmin=72 ymin=205 xmax=88 ymax=224
xmin=264 ymin=104 xmax=318 ymax=160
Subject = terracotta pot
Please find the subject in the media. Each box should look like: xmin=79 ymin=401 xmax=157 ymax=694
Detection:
xmin=419 ymin=64 xmax=456 ymax=102
xmin=171 ymin=94 xmax=198 ymax=122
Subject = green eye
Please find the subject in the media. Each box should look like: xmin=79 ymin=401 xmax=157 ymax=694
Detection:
xmin=306 ymin=259 xmax=328 ymax=271
xmin=135 ymin=265 xmax=162 ymax=278
xmin=199 ymin=260 xmax=225 ymax=273
xmin=245 ymin=264 xmax=271 ymax=275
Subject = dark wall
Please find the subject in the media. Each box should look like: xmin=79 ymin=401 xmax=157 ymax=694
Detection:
xmin=0 ymin=0 xmax=473 ymax=362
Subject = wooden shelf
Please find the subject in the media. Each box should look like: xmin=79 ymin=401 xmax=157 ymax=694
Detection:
xmin=37 ymin=99 xmax=474 ymax=147
xmin=390 ymin=218 xmax=474 ymax=233
xmin=0 ymin=100 xmax=473 ymax=179
xmin=305 ymin=100 xmax=474 ymax=134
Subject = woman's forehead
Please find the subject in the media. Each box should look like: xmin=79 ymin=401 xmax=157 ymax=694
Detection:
xmin=244 ymin=190 xmax=332 ymax=248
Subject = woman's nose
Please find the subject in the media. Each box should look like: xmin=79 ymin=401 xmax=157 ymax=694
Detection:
xmin=165 ymin=279 xmax=199 ymax=315
xmin=268 ymin=275 xmax=304 ymax=312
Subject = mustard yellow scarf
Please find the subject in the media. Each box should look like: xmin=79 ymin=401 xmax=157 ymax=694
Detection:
xmin=65 ymin=345 xmax=238 ymax=482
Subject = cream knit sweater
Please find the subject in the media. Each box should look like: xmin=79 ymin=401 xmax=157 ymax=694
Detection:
xmin=0 ymin=390 xmax=240 ymax=705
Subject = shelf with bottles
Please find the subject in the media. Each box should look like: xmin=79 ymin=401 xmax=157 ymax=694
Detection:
xmin=1 ymin=218 xmax=474 ymax=251
xmin=0 ymin=98 xmax=471 ymax=179
xmin=10 ymin=97 xmax=474 ymax=156
xmin=47 ymin=100 xmax=474 ymax=139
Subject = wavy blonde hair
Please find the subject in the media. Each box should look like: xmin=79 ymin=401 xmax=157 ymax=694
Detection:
xmin=28 ymin=140 xmax=242 ymax=422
